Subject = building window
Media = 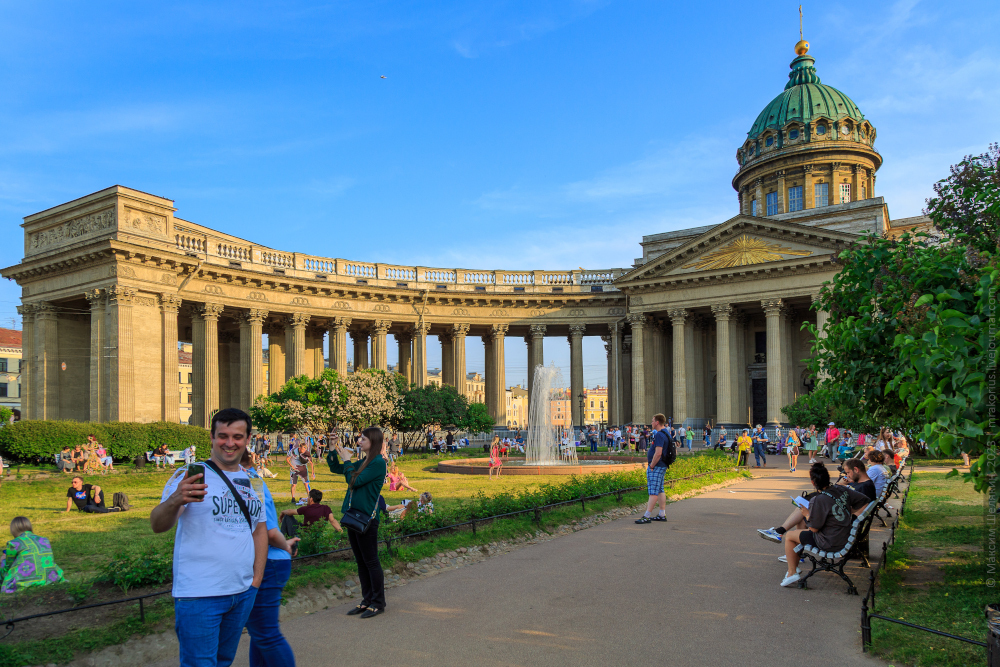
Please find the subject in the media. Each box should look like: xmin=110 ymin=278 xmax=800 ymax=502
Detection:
xmin=816 ymin=124 xmax=827 ymax=135
xmin=590 ymin=400 xmax=594 ymax=408
xmin=766 ymin=192 xmax=778 ymax=215
xmin=0 ymin=383 xmax=7 ymax=397
xmin=765 ymin=136 xmax=774 ymax=147
xmin=187 ymin=392 xmax=193 ymax=403
xmin=600 ymin=401 xmax=604 ymax=409
xmin=862 ymin=185 xmax=867 ymax=199
xmin=788 ymin=186 xmax=803 ymax=212
xmin=179 ymin=371 xmax=183 ymax=383
xmin=751 ymin=199 xmax=758 ymax=216
xmin=814 ymin=183 xmax=829 ymax=207
xmin=789 ymin=129 xmax=799 ymax=140
xmin=840 ymin=183 xmax=851 ymax=203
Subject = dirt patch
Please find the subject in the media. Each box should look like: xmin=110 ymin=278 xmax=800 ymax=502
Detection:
xmin=899 ymin=546 xmax=976 ymax=589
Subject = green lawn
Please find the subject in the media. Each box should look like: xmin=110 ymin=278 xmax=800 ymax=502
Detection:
xmin=870 ymin=471 xmax=990 ymax=667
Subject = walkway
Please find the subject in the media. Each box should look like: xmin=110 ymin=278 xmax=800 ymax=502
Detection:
xmin=233 ymin=467 xmax=893 ymax=666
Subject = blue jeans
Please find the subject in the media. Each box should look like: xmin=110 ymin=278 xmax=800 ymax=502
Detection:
xmin=246 ymin=559 xmax=295 ymax=667
xmin=175 ymin=586 xmax=258 ymax=667
xmin=590 ymin=440 xmax=597 ymax=453
xmin=753 ymin=443 xmax=767 ymax=466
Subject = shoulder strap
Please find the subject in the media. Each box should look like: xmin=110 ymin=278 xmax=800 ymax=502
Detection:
xmin=203 ymin=460 xmax=254 ymax=531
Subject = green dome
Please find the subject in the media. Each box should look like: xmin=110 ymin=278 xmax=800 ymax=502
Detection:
xmin=747 ymin=54 xmax=865 ymax=141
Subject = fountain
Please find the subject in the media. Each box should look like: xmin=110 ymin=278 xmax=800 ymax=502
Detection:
xmin=438 ymin=364 xmax=642 ymax=476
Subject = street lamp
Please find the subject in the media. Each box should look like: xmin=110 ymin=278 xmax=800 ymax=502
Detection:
xmin=577 ymin=392 xmax=587 ymax=438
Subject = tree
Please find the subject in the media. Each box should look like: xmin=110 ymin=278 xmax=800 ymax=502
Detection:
xmin=250 ymin=368 xmax=347 ymax=435
xmin=391 ymin=384 xmax=494 ymax=451
xmin=340 ymin=368 xmax=403 ymax=432
xmin=462 ymin=402 xmax=494 ymax=435
xmin=806 ymin=144 xmax=997 ymax=491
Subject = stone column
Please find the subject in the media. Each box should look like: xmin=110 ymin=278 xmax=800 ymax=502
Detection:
xmin=351 ymin=328 xmax=368 ymax=371
xmin=285 ymin=313 xmax=310 ymax=378
xmin=159 ymin=294 xmax=182 ymax=423
xmin=524 ymin=335 xmax=534 ymax=399
xmin=239 ymin=309 xmax=267 ymax=413
xmin=762 ymin=299 xmax=786 ymax=425
xmin=711 ymin=304 xmax=735 ymax=425
xmin=668 ymin=309 xmax=689 ymax=424
xmin=486 ymin=324 xmax=508 ymax=425
xmin=411 ymin=323 xmax=430 ymax=386
xmin=659 ymin=320 xmax=673 ymax=418
xmin=528 ymin=324 xmax=545 ymax=403
xmin=734 ymin=313 xmax=749 ymax=426
xmin=569 ymin=324 xmax=585 ymax=428
xmin=370 ymin=320 xmax=391 ymax=371
xmin=803 ymin=165 xmax=814 ymax=209
xmin=692 ymin=318 xmax=705 ymax=419
xmin=647 ymin=321 xmax=664 ymax=419
xmin=627 ymin=313 xmax=646 ymax=423
xmin=328 ymin=317 xmax=350 ymax=374
xmin=452 ymin=324 xmax=469 ymax=396
xmin=754 ymin=178 xmax=764 ymax=216
xmin=191 ymin=302 xmax=222 ymax=428
xmin=267 ymin=325 xmax=285 ymax=394
xmin=312 ymin=327 xmax=326 ymax=377
xmin=440 ymin=331 xmax=454 ymax=386
xmin=218 ymin=332 xmax=234 ymax=409
xmin=15 ymin=306 xmax=32 ymax=419
xmin=605 ymin=321 xmax=622 ymax=426
xmin=395 ymin=331 xmax=412 ymax=384
xmin=85 ymin=292 xmax=105 ymax=422
xmin=621 ymin=335 xmax=632 ymax=421
xmin=851 ymin=164 xmax=862 ymax=202
xmin=30 ymin=302 xmax=59 ymax=420
xmin=482 ymin=333 xmax=494 ymax=413
xmin=776 ymin=170 xmax=787 ymax=214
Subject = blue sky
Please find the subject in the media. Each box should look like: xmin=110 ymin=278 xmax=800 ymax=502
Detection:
xmin=0 ymin=0 xmax=996 ymax=389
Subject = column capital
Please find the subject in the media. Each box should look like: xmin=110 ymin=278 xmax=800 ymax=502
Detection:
xmin=529 ymin=323 xmax=546 ymax=338
xmin=568 ymin=324 xmax=586 ymax=337
xmin=626 ymin=313 xmax=646 ymax=327
xmin=200 ymin=302 xmax=224 ymax=320
xmin=776 ymin=169 xmax=786 ymax=178
xmin=491 ymin=323 xmax=509 ymax=339
xmin=608 ymin=321 xmax=622 ymax=335
xmin=803 ymin=164 xmax=814 ymax=174
xmin=711 ymin=303 xmax=734 ymax=321
xmin=239 ymin=308 xmax=268 ymax=325
xmin=158 ymin=294 xmax=183 ymax=313
xmin=410 ymin=322 xmax=432 ymax=336
xmin=831 ymin=161 xmax=842 ymax=172
xmin=330 ymin=316 xmax=352 ymax=331
xmin=393 ymin=331 xmax=412 ymax=343
xmin=349 ymin=329 xmax=368 ymax=342
xmin=439 ymin=329 xmax=454 ymax=343
xmin=852 ymin=163 xmax=862 ymax=174
xmin=668 ymin=308 xmax=689 ymax=325
xmin=370 ymin=319 xmax=392 ymax=335
xmin=452 ymin=323 xmax=470 ymax=337
xmin=85 ymin=289 xmax=105 ymax=308
xmin=761 ymin=298 xmax=785 ymax=316
xmin=107 ymin=285 xmax=137 ymax=306
xmin=286 ymin=313 xmax=310 ymax=329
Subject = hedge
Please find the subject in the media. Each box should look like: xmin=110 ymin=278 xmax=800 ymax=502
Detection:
xmin=0 ymin=421 xmax=212 ymax=463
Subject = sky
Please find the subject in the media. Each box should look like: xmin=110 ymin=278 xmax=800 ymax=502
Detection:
xmin=0 ymin=0 xmax=996 ymax=389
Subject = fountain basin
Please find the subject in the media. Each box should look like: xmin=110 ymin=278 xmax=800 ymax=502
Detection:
xmin=437 ymin=456 xmax=646 ymax=476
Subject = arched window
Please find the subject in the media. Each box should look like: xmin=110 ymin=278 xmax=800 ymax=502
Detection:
xmin=789 ymin=128 xmax=799 ymax=140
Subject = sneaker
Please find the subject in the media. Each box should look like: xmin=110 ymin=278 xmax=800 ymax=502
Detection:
xmin=635 ymin=516 xmax=652 ymax=524
xmin=652 ymin=515 xmax=667 ymax=522
xmin=757 ymin=528 xmax=782 ymax=543
xmin=780 ymin=572 xmax=801 ymax=587
xmin=778 ymin=555 xmax=787 ymax=563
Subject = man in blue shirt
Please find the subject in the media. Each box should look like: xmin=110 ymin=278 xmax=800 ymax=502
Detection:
xmin=636 ymin=414 xmax=672 ymax=524
xmin=752 ymin=424 xmax=769 ymax=468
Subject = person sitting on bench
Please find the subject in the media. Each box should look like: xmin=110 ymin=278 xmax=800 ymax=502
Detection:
xmin=757 ymin=462 xmax=870 ymax=588
xmin=278 ymin=489 xmax=341 ymax=537
xmin=65 ymin=477 xmax=124 ymax=513
xmin=836 ymin=458 xmax=876 ymax=501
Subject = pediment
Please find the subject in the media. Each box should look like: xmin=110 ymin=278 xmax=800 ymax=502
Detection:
xmin=617 ymin=215 xmax=858 ymax=287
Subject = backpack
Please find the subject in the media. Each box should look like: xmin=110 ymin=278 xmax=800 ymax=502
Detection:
xmin=112 ymin=492 xmax=132 ymax=511
xmin=661 ymin=429 xmax=677 ymax=467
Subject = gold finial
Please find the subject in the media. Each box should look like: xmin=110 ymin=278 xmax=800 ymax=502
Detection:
xmin=795 ymin=5 xmax=809 ymax=55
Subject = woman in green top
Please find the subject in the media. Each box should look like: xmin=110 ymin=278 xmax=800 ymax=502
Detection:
xmin=328 ymin=426 xmax=387 ymax=618
xmin=1 ymin=516 xmax=64 ymax=593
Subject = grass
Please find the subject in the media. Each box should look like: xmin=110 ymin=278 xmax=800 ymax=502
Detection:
xmin=870 ymin=471 xmax=989 ymax=667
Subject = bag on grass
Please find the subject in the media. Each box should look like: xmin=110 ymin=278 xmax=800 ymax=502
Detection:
xmin=112 ymin=492 xmax=132 ymax=511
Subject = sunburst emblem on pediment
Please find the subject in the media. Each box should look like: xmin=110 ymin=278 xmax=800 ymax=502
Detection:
xmin=682 ymin=234 xmax=813 ymax=270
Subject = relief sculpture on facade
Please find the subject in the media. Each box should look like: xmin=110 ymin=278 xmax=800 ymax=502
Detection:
xmin=29 ymin=208 xmax=116 ymax=250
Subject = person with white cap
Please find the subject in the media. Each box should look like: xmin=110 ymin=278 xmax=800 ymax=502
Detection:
xmin=823 ymin=422 xmax=840 ymax=459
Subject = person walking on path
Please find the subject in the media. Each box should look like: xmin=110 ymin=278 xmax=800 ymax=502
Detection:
xmin=684 ymin=425 xmax=694 ymax=452
xmin=823 ymin=422 xmax=840 ymax=459
xmin=803 ymin=425 xmax=820 ymax=463
xmin=327 ymin=427 xmax=388 ymax=618
xmin=751 ymin=425 xmax=768 ymax=468
xmin=786 ymin=427 xmax=801 ymax=472
xmin=150 ymin=408 xmax=267 ymax=667
xmin=244 ymin=454 xmax=300 ymax=667
xmin=636 ymin=414 xmax=672 ymax=524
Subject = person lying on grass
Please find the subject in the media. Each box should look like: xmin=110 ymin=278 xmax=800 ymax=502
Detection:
xmin=65 ymin=476 xmax=126 ymax=513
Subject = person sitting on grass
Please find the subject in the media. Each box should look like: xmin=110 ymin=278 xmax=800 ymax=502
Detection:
xmin=71 ymin=445 xmax=86 ymax=472
xmin=65 ymin=476 xmax=126 ymax=513
xmin=386 ymin=492 xmax=434 ymax=519
xmin=278 ymin=488 xmax=342 ymax=537
xmin=387 ymin=463 xmax=417 ymax=493
xmin=0 ymin=517 xmax=64 ymax=593
xmin=94 ymin=437 xmax=113 ymax=473
xmin=757 ymin=462 xmax=871 ymax=588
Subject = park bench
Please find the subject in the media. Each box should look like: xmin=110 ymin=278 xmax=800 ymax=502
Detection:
xmin=144 ymin=449 xmax=187 ymax=466
xmin=797 ymin=500 xmax=878 ymax=595
xmin=872 ymin=466 xmax=905 ymax=527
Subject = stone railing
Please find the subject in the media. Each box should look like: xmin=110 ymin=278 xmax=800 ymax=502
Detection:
xmin=174 ymin=221 xmax=626 ymax=293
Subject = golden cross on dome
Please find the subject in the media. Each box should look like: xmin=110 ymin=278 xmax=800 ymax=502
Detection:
xmin=795 ymin=6 xmax=809 ymax=56
xmin=682 ymin=234 xmax=813 ymax=271
xmin=800 ymin=5 xmax=803 ymax=41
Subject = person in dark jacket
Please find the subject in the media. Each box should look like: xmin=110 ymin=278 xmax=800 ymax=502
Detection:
xmin=328 ymin=427 xmax=388 ymax=618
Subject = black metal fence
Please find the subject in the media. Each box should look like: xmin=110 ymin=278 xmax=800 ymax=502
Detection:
xmin=0 ymin=468 xmax=726 ymax=637
xmin=860 ymin=462 xmax=989 ymax=656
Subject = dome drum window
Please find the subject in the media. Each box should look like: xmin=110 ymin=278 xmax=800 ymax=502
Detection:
xmin=816 ymin=124 xmax=827 ymax=135
xmin=789 ymin=129 xmax=799 ymax=140
xmin=765 ymin=136 xmax=774 ymax=147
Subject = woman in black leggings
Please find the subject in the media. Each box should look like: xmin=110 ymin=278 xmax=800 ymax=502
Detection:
xmin=328 ymin=427 xmax=388 ymax=618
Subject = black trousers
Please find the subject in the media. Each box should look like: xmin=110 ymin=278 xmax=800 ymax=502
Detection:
xmin=347 ymin=521 xmax=385 ymax=610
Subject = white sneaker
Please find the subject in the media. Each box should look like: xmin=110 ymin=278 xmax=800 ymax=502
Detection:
xmin=780 ymin=572 xmax=801 ymax=587
xmin=757 ymin=527 xmax=783 ymax=543
xmin=778 ymin=555 xmax=787 ymax=562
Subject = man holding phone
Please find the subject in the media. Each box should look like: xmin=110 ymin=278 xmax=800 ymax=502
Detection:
xmin=150 ymin=407 xmax=267 ymax=667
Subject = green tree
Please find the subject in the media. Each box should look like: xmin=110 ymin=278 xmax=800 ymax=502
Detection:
xmin=250 ymin=368 xmax=347 ymax=435
xmin=461 ymin=401 xmax=494 ymax=435
xmin=340 ymin=368 xmax=403 ymax=431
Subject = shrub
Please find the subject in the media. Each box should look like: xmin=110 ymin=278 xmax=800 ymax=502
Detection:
xmin=0 ymin=420 xmax=211 ymax=462
xmin=100 ymin=547 xmax=172 ymax=593
xmin=296 ymin=521 xmax=343 ymax=557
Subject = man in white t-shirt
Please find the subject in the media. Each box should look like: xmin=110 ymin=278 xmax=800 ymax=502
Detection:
xmin=150 ymin=407 xmax=267 ymax=667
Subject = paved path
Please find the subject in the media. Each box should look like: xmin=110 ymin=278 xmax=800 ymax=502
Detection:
xmin=222 ymin=469 xmax=893 ymax=667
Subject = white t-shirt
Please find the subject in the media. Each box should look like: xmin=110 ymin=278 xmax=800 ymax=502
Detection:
xmin=161 ymin=464 xmax=264 ymax=598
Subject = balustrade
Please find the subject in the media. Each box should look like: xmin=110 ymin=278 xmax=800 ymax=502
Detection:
xmin=342 ymin=262 xmax=377 ymax=278
xmin=501 ymin=272 xmax=534 ymax=285
xmin=464 ymin=271 xmax=495 ymax=284
xmin=216 ymin=243 xmax=251 ymax=262
xmin=303 ymin=257 xmax=335 ymax=273
xmin=423 ymin=269 xmax=456 ymax=283
xmin=175 ymin=234 xmax=206 ymax=253
xmin=383 ymin=266 xmax=416 ymax=281
xmin=259 ymin=251 xmax=293 ymax=268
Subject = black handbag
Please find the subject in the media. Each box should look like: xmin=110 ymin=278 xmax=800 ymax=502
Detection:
xmin=341 ymin=484 xmax=378 ymax=534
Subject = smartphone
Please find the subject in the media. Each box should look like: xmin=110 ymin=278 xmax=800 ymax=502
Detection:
xmin=186 ymin=463 xmax=204 ymax=480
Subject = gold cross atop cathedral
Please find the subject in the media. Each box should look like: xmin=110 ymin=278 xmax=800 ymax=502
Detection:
xmin=799 ymin=5 xmax=803 ymax=40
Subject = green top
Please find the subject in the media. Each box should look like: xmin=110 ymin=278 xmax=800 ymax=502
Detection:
xmin=746 ymin=53 xmax=865 ymax=143
xmin=326 ymin=451 xmax=387 ymax=518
